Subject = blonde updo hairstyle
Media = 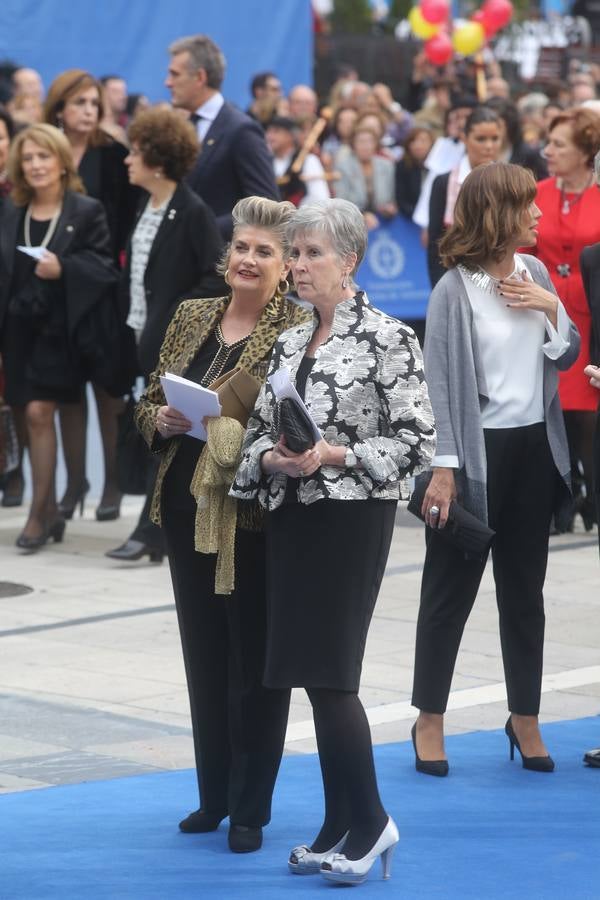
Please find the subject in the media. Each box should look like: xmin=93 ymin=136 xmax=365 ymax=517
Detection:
xmin=217 ymin=196 xmax=296 ymax=298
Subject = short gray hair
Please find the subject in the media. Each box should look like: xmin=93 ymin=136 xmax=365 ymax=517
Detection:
xmin=287 ymin=199 xmax=368 ymax=276
xmin=168 ymin=35 xmax=225 ymax=89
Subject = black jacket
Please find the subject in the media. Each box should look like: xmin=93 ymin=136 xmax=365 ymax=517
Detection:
xmin=427 ymin=172 xmax=450 ymax=289
xmin=120 ymin=182 xmax=225 ymax=376
xmin=79 ymin=137 xmax=141 ymax=262
xmin=187 ymin=102 xmax=279 ymax=240
xmin=0 ymin=191 xmax=125 ymax=392
xmin=581 ymin=242 xmax=600 ymax=366
xmin=395 ymin=159 xmax=425 ymax=221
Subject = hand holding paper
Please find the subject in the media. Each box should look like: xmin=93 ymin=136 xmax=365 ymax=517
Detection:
xmin=160 ymin=372 xmax=221 ymax=441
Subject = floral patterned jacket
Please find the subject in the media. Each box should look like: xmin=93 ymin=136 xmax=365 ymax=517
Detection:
xmin=230 ymin=292 xmax=436 ymax=510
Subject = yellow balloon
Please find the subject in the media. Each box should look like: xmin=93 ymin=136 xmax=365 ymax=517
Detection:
xmin=452 ymin=21 xmax=485 ymax=56
xmin=409 ymin=6 xmax=440 ymax=40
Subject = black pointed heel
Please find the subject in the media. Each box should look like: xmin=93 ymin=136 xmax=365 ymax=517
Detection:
xmin=505 ymin=717 xmax=554 ymax=772
xmin=59 ymin=479 xmax=90 ymax=520
xmin=411 ymin=723 xmax=449 ymax=777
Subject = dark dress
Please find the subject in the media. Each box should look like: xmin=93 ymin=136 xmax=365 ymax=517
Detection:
xmin=264 ymin=355 xmax=397 ymax=692
xmin=2 ymin=217 xmax=80 ymax=405
xmin=0 ymin=194 xmax=119 ymax=404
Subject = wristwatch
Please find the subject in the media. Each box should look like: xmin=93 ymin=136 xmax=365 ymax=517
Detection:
xmin=345 ymin=447 xmax=358 ymax=468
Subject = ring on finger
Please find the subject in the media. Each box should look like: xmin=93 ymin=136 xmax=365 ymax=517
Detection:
xmin=429 ymin=505 xmax=440 ymax=517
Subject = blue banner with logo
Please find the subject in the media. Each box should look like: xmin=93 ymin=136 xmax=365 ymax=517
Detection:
xmin=357 ymin=216 xmax=430 ymax=321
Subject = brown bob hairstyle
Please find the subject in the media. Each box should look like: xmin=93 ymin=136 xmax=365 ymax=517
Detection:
xmin=128 ymin=106 xmax=199 ymax=182
xmin=548 ymin=107 xmax=600 ymax=166
xmin=8 ymin=123 xmax=84 ymax=206
xmin=439 ymin=162 xmax=536 ymax=269
xmin=44 ymin=69 xmax=107 ymax=147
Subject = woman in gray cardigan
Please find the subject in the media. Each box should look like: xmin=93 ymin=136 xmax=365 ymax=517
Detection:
xmin=411 ymin=163 xmax=580 ymax=776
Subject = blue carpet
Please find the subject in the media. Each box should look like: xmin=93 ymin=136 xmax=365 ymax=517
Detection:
xmin=1 ymin=717 xmax=599 ymax=899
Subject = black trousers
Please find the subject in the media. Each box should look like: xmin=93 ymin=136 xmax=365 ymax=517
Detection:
xmin=162 ymin=506 xmax=290 ymax=826
xmin=412 ymin=423 xmax=557 ymax=716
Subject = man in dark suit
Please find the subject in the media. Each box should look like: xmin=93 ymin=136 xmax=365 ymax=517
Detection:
xmin=165 ymin=34 xmax=279 ymax=239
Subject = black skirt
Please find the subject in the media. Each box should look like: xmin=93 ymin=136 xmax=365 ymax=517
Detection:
xmin=264 ymin=498 xmax=397 ymax=692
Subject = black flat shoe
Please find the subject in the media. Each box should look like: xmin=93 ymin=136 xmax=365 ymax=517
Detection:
xmin=583 ymin=748 xmax=600 ymax=768
xmin=228 ymin=824 xmax=263 ymax=853
xmin=105 ymin=539 xmax=164 ymax=563
xmin=505 ymin=717 xmax=554 ymax=772
xmin=411 ymin=723 xmax=449 ymax=777
xmin=179 ymin=809 xmax=227 ymax=833
xmin=95 ymin=503 xmax=121 ymax=522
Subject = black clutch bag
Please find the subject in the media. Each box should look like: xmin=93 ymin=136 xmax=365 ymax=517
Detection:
xmin=407 ymin=478 xmax=495 ymax=560
xmin=273 ymin=397 xmax=315 ymax=453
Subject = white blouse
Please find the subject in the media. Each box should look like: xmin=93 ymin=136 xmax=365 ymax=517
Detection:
xmin=127 ymin=198 xmax=170 ymax=336
xmin=432 ymin=254 xmax=570 ymax=468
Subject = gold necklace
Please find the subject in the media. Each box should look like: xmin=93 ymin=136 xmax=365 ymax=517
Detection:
xmin=24 ymin=203 xmax=62 ymax=248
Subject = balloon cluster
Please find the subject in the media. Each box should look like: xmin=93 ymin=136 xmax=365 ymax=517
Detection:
xmin=408 ymin=0 xmax=514 ymax=66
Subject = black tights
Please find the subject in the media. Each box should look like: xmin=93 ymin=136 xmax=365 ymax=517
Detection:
xmin=307 ymin=687 xmax=387 ymax=860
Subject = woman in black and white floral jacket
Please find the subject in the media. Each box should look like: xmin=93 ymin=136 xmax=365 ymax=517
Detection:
xmin=231 ymin=198 xmax=435 ymax=886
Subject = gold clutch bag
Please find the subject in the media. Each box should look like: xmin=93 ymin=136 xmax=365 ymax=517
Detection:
xmin=209 ymin=367 xmax=262 ymax=427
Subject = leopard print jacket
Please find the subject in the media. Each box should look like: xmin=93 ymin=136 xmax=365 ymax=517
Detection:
xmin=134 ymin=294 xmax=310 ymax=530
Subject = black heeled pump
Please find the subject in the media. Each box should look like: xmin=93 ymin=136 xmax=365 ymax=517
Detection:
xmin=505 ymin=717 xmax=554 ymax=772
xmin=411 ymin=723 xmax=449 ymax=777
xmin=58 ymin=479 xmax=90 ymax=520
xmin=15 ymin=517 xmax=66 ymax=552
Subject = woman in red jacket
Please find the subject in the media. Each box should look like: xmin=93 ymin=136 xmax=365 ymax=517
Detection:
xmin=532 ymin=108 xmax=600 ymax=530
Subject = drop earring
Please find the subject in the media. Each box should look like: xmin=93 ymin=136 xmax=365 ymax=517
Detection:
xmin=341 ymin=273 xmax=348 ymax=290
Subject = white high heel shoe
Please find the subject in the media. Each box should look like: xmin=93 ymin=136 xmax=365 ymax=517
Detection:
xmin=320 ymin=817 xmax=399 ymax=885
xmin=288 ymin=832 xmax=348 ymax=875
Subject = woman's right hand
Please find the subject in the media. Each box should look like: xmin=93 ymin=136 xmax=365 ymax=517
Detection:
xmin=261 ymin=439 xmax=321 ymax=478
xmin=421 ymin=467 xmax=457 ymax=529
xmin=156 ymin=405 xmax=192 ymax=438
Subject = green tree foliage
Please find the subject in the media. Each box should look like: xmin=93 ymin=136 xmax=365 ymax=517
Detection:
xmin=331 ymin=0 xmax=373 ymax=34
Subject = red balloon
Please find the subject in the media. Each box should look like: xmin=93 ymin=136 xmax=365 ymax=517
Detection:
xmin=424 ymin=31 xmax=453 ymax=66
xmin=420 ymin=0 xmax=450 ymax=25
xmin=471 ymin=9 xmax=496 ymax=37
xmin=481 ymin=0 xmax=514 ymax=31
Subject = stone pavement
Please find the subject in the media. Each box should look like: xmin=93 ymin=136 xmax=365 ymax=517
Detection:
xmin=1 ymin=499 xmax=599 ymax=794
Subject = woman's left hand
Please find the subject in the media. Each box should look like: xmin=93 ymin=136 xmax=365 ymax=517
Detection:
xmin=499 ymin=273 xmax=558 ymax=328
xmin=35 ymin=251 xmax=62 ymax=280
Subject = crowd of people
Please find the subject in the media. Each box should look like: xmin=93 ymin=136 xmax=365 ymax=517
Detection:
xmin=1 ymin=27 xmax=600 ymax=885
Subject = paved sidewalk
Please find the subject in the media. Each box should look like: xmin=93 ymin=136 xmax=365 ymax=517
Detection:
xmin=1 ymin=500 xmax=599 ymax=794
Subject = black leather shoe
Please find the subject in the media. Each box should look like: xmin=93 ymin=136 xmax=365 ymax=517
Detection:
xmin=179 ymin=809 xmax=227 ymax=833
xmin=105 ymin=539 xmax=164 ymax=563
xmin=228 ymin=824 xmax=263 ymax=853
xmin=411 ymin=723 xmax=449 ymax=777
xmin=583 ymin=748 xmax=600 ymax=768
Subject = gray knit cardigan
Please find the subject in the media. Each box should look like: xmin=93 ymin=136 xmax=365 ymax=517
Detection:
xmin=418 ymin=255 xmax=580 ymax=523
